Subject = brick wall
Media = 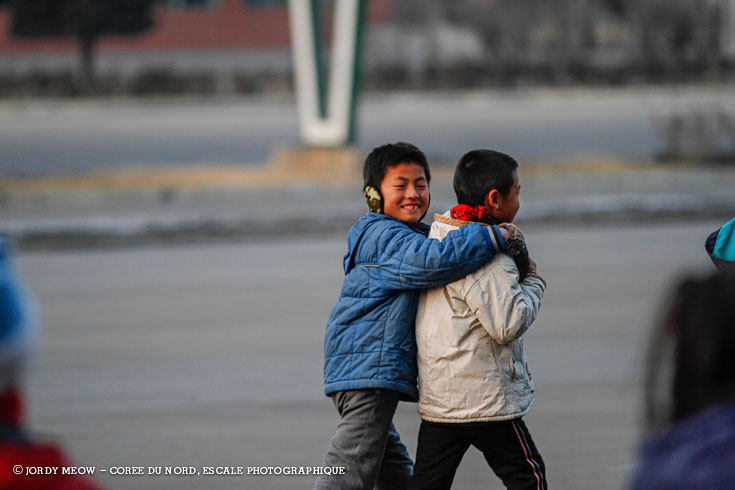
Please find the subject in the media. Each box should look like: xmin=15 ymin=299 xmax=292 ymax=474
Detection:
xmin=0 ymin=0 xmax=390 ymax=54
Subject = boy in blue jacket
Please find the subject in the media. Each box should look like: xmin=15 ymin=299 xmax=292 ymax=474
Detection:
xmin=315 ymin=142 xmax=511 ymax=490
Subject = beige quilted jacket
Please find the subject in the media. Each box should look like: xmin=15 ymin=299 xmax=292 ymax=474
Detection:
xmin=415 ymin=214 xmax=546 ymax=423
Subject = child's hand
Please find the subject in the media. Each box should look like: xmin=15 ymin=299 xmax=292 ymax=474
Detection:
xmin=497 ymin=223 xmax=533 ymax=280
xmin=526 ymin=256 xmax=546 ymax=285
xmin=497 ymin=223 xmax=525 ymax=256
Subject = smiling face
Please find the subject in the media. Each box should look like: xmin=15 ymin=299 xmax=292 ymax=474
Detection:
xmin=379 ymin=162 xmax=430 ymax=223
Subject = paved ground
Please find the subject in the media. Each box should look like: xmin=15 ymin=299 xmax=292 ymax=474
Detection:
xmin=15 ymin=218 xmax=720 ymax=490
xmin=3 ymin=159 xmax=735 ymax=251
xmin=4 ymin=88 xmax=733 ymax=489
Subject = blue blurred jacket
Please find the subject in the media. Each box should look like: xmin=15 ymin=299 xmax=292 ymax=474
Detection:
xmin=323 ymin=212 xmax=503 ymax=401
xmin=0 ymin=239 xmax=37 ymax=390
xmin=631 ymin=404 xmax=735 ymax=490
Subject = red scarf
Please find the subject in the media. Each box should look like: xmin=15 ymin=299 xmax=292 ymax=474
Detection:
xmin=450 ymin=204 xmax=491 ymax=222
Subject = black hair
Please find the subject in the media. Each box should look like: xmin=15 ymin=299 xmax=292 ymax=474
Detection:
xmin=453 ymin=149 xmax=518 ymax=207
xmin=363 ymin=142 xmax=430 ymax=191
xmin=645 ymin=272 xmax=735 ymax=433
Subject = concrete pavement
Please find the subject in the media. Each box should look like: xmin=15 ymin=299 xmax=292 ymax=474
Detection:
xmin=3 ymin=159 xmax=735 ymax=250
xmin=16 ymin=219 xmax=721 ymax=489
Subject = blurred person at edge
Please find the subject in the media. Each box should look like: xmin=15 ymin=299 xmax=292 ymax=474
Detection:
xmin=629 ymin=272 xmax=735 ymax=490
xmin=705 ymin=217 xmax=735 ymax=273
xmin=0 ymin=239 xmax=102 ymax=490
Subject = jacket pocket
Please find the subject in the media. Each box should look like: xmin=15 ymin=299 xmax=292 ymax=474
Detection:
xmin=498 ymin=344 xmax=516 ymax=380
xmin=508 ymin=339 xmax=526 ymax=382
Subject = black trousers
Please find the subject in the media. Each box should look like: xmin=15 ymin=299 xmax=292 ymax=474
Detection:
xmin=408 ymin=418 xmax=547 ymax=490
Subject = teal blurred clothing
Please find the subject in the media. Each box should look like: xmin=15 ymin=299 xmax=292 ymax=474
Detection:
xmin=706 ymin=217 xmax=735 ymax=272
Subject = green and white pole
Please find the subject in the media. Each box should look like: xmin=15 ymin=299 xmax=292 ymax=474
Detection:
xmin=288 ymin=0 xmax=364 ymax=147
xmin=722 ymin=0 xmax=735 ymax=60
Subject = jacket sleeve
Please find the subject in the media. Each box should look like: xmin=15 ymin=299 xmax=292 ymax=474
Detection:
xmin=464 ymin=256 xmax=545 ymax=345
xmin=376 ymin=222 xmax=504 ymax=291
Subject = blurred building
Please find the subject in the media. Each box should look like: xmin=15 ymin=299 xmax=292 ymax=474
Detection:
xmin=0 ymin=0 xmax=733 ymax=95
xmin=0 ymin=0 xmax=390 ymax=93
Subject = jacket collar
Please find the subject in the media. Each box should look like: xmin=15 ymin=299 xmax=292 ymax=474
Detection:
xmin=434 ymin=213 xmax=489 ymax=228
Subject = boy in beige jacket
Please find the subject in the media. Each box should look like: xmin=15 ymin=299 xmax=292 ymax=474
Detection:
xmin=410 ymin=149 xmax=547 ymax=490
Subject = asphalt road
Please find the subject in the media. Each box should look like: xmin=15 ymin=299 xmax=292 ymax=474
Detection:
xmin=2 ymin=86 xmax=734 ymax=175
xmin=16 ymin=219 xmax=719 ymax=490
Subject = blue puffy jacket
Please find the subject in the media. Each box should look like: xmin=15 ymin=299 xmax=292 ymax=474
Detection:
xmin=323 ymin=213 xmax=504 ymax=401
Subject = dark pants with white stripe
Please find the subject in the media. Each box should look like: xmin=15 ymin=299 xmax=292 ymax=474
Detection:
xmin=408 ymin=418 xmax=547 ymax=490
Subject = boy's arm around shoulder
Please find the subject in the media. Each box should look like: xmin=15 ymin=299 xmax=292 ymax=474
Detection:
xmin=465 ymin=255 xmax=546 ymax=345
xmin=375 ymin=220 xmax=506 ymax=291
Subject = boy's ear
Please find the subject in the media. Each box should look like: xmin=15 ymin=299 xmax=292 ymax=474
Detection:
xmin=486 ymin=189 xmax=500 ymax=210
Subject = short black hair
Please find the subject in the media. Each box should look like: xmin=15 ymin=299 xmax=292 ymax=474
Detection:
xmin=453 ymin=149 xmax=518 ymax=207
xmin=363 ymin=142 xmax=430 ymax=190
